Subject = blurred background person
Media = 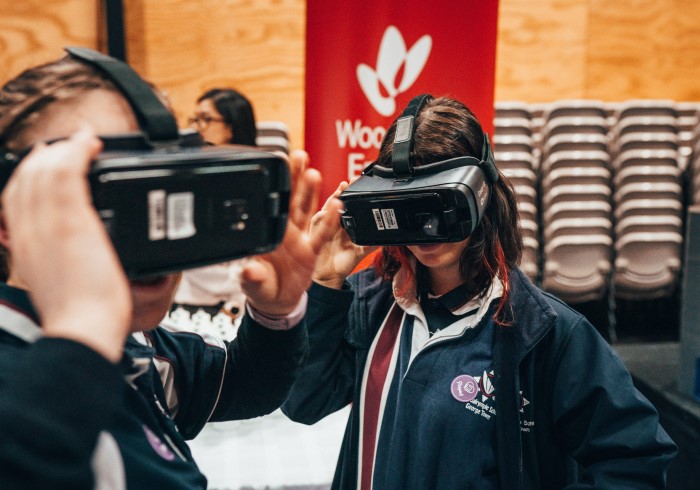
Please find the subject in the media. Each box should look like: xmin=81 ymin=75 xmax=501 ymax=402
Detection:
xmin=171 ymin=88 xmax=260 ymax=335
xmin=189 ymin=88 xmax=257 ymax=146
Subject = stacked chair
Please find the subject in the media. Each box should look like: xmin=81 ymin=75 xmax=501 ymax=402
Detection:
xmin=685 ymin=105 xmax=700 ymax=205
xmin=537 ymin=100 xmax=614 ymax=304
xmin=675 ymin=102 xmax=700 ymax=172
xmin=609 ymin=100 xmax=684 ymax=300
xmin=494 ymin=101 xmax=539 ymax=281
xmin=256 ymin=121 xmax=291 ymax=154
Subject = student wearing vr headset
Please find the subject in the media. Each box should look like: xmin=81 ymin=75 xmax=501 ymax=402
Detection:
xmin=283 ymin=95 xmax=676 ymax=489
xmin=0 ymin=53 xmax=341 ymax=488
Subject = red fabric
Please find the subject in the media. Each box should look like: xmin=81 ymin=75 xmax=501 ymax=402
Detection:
xmin=306 ymin=0 xmax=500 ymax=201
xmin=360 ymin=303 xmax=403 ymax=489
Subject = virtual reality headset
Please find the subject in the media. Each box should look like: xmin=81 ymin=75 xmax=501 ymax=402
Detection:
xmin=0 ymin=47 xmax=289 ymax=278
xmin=339 ymin=94 xmax=499 ymax=246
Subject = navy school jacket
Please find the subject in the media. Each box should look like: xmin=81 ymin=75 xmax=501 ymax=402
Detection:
xmin=283 ymin=267 xmax=676 ymax=489
xmin=0 ymin=282 xmax=308 ymax=489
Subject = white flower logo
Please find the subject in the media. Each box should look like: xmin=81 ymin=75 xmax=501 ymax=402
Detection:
xmin=357 ymin=26 xmax=432 ymax=117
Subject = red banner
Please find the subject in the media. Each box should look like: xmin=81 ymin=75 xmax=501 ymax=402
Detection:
xmin=305 ymin=1 xmax=500 ymax=201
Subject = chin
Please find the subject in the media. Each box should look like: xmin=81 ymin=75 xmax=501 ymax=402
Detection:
xmin=129 ymin=273 xmax=181 ymax=331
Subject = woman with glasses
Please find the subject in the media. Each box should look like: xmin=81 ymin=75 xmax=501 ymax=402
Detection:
xmin=188 ymin=88 xmax=257 ymax=146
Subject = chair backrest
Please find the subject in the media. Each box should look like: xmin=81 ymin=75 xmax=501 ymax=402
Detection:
xmin=614 ymin=99 xmax=678 ymax=120
xmin=612 ymin=149 xmax=678 ymax=171
xmin=613 ymin=164 xmax=682 ymax=189
xmin=493 ymin=134 xmax=534 ymax=154
xmin=502 ymin=167 xmax=537 ymax=187
xmin=612 ymin=132 xmax=678 ymax=157
xmin=544 ymin=217 xmax=613 ymax=241
xmin=542 ymin=184 xmax=612 ymax=208
xmin=495 ymin=151 xmax=538 ymax=172
xmin=541 ymin=150 xmax=610 ymax=174
xmin=615 ymin=215 xmax=683 ymax=237
xmin=541 ymin=116 xmax=608 ymax=139
xmin=613 ymin=231 xmax=683 ymax=299
xmin=542 ymin=233 xmax=613 ymax=302
xmin=256 ymin=121 xmax=291 ymax=154
xmin=494 ymin=116 xmax=532 ymax=137
xmin=543 ymin=99 xmax=608 ymax=121
xmin=543 ymin=200 xmax=612 ymax=225
xmin=613 ymin=198 xmax=683 ymax=221
xmin=613 ymin=182 xmax=683 ymax=203
xmin=542 ymin=166 xmax=611 ymax=191
xmin=495 ymin=101 xmax=531 ymax=120
xmin=543 ymin=133 xmax=608 ymax=160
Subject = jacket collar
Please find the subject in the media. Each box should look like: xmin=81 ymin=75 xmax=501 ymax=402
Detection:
xmin=0 ymin=282 xmax=157 ymax=385
xmin=0 ymin=282 xmax=41 ymax=343
xmin=501 ymin=268 xmax=558 ymax=356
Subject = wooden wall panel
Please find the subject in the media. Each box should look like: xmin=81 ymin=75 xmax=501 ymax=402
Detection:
xmin=124 ymin=0 xmax=306 ymax=148
xmin=0 ymin=1 xmax=99 ymax=80
xmin=495 ymin=0 xmax=589 ymax=102
xmin=2 ymin=0 xmax=700 ymax=149
xmin=586 ymin=0 xmax=700 ymax=101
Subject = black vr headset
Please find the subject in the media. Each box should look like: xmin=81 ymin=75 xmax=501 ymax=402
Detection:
xmin=339 ymin=94 xmax=499 ymax=246
xmin=0 ymin=47 xmax=290 ymax=278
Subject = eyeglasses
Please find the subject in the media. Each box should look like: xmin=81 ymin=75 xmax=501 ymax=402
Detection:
xmin=188 ymin=113 xmax=225 ymax=131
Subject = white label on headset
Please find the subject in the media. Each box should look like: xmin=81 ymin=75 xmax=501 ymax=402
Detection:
xmin=167 ymin=192 xmax=196 ymax=240
xmin=148 ymin=190 xmax=166 ymax=241
xmin=381 ymin=209 xmax=398 ymax=229
xmin=372 ymin=208 xmax=385 ymax=230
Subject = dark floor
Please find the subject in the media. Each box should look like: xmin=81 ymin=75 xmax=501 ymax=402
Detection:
xmin=614 ymin=342 xmax=700 ymax=490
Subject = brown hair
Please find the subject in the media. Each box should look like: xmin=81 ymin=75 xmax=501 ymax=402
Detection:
xmin=0 ymin=56 xmax=123 ymax=281
xmin=0 ymin=56 xmax=121 ymax=152
xmin=374 ymin=96 xmax=523 ymax=323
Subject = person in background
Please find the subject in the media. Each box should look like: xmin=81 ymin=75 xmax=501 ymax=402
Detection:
xmin=0 ymin=54 xmax=341 ymax=489
xmin=172 ymin=88 xmax=261 ymax=328
xmin=282 ymin=95 xmax=677 ymax=489
xmin=189 ymin=88 xmax=257 ymax=146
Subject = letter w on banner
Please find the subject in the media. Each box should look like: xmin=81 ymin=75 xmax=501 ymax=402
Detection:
xmin=305 ymin=1 xmax=500 ymax=202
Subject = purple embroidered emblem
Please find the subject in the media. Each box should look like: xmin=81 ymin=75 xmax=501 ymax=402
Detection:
xmin=143 ymin=425 xmax=176 ymax=461
xmin=451 ymin=374 xmax=478 ymax=402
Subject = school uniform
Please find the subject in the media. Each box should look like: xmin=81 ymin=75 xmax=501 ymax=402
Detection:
xmin=0 ymin=282 xmax=307 ymax=489
xmin=283 ymin=265 xmax=676 ymax=489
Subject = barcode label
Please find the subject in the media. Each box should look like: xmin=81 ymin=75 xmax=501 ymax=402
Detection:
xmin=167 ymin=192 xmax=196 ymax=240
xmin=381 ymin=209 xmax=398 ymax=229
xmin=372 ymin=208 xmax=385 ymax=230
xmin=148 ymin=190 xmax=166 ymax=241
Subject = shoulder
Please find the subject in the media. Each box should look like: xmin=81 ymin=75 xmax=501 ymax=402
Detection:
xmin=507 ymin=269 xmax=597 ymax=354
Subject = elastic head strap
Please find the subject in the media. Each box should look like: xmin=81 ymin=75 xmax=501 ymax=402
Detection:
xmin=64 ymin=46 xmax=179 ymax=142
xmin=480 ymin=132 xmax=499 ymax=184
xmin=391 ymin=93 xmax=431 ymax=177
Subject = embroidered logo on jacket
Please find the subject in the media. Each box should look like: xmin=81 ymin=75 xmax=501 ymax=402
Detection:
xmin=143 ymin=425 xmax=175 ymax=461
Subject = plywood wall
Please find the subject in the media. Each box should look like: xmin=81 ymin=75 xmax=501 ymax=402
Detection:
xmin=495 ymin=0 xmax=700 ymax=102
xmin=2 ymin=0 xmax=700 ymax=149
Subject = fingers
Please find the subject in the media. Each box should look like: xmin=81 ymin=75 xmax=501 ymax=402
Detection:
xmin=309 ymin=195 xmax=344 ymax=253
xmin=289 ymin=167 xmax=321 ymax=233
xmin=239 ymin=259 xmax=269 ymax=296
xmin=288 ymin=149 xmax=309 ymax=195
xmin=3 ymin=130 xmax=102 ymax=232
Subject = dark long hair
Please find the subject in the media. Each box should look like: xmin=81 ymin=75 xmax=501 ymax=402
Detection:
xmin=198 ymin=88 xmax=257 ymax=146
xmin=374 ymin=96 xmax=523 ymax=323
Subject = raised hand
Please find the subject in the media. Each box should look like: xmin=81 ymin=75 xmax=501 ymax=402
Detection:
xmin=1 ymin=129 xmax=132 ymax=362
xmin=240 ymin=150 xmax=343 ymax=316
xmin=309 ymin=181 xmax=378 ymax=289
